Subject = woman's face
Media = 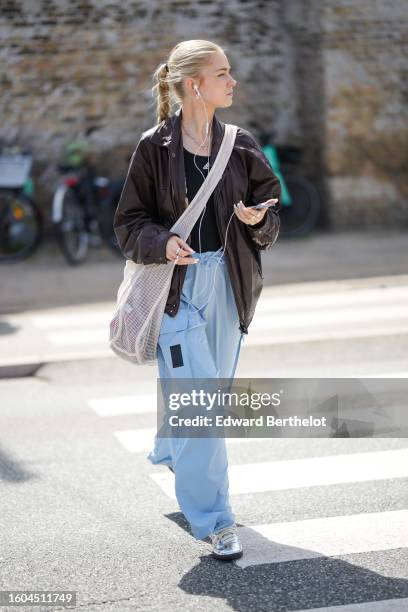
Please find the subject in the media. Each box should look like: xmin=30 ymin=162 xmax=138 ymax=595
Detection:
xmin=194 ymin=50 xmax=237 ymax=109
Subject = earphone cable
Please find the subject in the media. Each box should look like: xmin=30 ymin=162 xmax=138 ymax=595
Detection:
xmin=182 ymin=88 xmax=237 ymax=313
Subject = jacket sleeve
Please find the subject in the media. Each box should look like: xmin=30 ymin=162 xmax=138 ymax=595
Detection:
xmin=113 ymin=138 xmax=179 ymax=264
xmin=244 ymin=132 xmax=281 ymax=250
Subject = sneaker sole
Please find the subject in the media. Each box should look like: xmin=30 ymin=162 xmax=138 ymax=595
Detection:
xmin=212 ymin=548 xmax=243 ymax=561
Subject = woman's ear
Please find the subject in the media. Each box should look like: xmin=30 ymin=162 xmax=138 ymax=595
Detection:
xmin=184 ymin=77 xmax=196 ymax=98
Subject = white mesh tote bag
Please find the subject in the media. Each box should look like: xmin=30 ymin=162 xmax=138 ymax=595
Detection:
xmin=109 ymin=123 xmax=238 ymax=365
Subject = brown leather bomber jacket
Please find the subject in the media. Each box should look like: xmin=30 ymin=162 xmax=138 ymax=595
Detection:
xmin=113 ymin=106 xmax=281 ymax=335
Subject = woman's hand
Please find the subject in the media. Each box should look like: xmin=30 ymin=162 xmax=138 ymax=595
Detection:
xmin=233 ymin=200 xmax=268 ymax=226
xmin=166 ymin=236 xmax=199 ymax=265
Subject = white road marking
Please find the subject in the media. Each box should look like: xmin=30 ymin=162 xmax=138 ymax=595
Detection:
xmin=245 ymin=323 xmax=408 ymax=346
xmin=41 ymin=308 xmax=408 ymax=347
xmin=11 ymin=279 xmax=407 ymax=351
xmin=88 ymin=394 xmax=157 ymax=416
xmin=115 ymin=429 xmax=157 ymax=453
xmin=149 ymin=448 xmax=408 ymax=499
xmin=47 ymin=329 xmax=108 ymax=346
xmin=114 ymin=428 xmax=266 ymax=453
xmin=30 ymin=310 xmax=111 ymax=329
xmin=27 ymin=285 xmax=408 ymax=328
xmin=234 ymin=509 xmax=408 ymax=568
xmin=254 ymin=303 xmax=408 ymax=327
xmin=256 ymin=284 xmax=408 ymax=312
xmin=293 ymin=599 xmax=408 ymax=612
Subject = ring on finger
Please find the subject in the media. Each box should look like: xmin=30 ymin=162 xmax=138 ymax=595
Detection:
xmin=175 ymin=247 xmax=181 ymax=256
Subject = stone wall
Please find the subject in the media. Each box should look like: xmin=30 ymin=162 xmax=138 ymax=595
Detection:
xmin=0 ymin=0 xmax=406 ymax=229
xmin=321 ymin=0 xmax=408 ymax=228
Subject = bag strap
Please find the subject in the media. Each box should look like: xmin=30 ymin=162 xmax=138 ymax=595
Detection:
xmin=170 ymin=123 xmax=238 ymax=241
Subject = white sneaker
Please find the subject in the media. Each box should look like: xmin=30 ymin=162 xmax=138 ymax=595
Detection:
xmin=210 ymin=524 xmax=243 ymax=561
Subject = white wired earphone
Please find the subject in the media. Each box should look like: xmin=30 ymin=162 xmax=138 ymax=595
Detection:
xmin=182 ymin=83 xmax=238 ymax=313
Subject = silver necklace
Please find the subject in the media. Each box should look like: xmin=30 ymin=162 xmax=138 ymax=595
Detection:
xmin=182 ymin=120 xmax=213 ymax=254
xmin=183 ymin=120 xmax=212 ymax=211
xmin=181 ymin=121 xmax=212 ymax=152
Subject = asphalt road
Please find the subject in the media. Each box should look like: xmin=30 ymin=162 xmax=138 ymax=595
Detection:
xmin=1 ymin=335 xmax=408 ymax=610
xmin=1 ymin=230 xmax=408 ymax=611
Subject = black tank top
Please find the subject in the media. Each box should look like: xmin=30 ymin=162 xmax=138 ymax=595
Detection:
xmin=183 ymin=148 xmax=222 ymax=252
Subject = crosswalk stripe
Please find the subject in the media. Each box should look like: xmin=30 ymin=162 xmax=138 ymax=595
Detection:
xmin=114 ymin=428 xmax=267 ymax=453
xmin=256 ymin=285 xmax=408 ymax=313
xmin=30 ymin=310 xmax=111 ymax=329
xmin=47 ymin=329 xmax=108 ymax=346
xmin=27 ymin=285 xmax=408 ymax=329
xmin=254 ymin=303 xmax=408 ymax=327
xmin=0 ymin=349 xmax=114 ymax=368
xmin=43 ymin=309 xmax=408 ymax=346
xmin=293 ymin=599 xmax=408 ymax=612
xmin=234 ymin=509 xmax=408 ymax=568
xmin=115 ymin=429 xmax=156 ymax=453
xmin=244 ymin=323 xmax=408 ymax=346
xmin=88 ymin=394 xmax=157 ymax=416
xmin=149 ymin=448 xmax=408 ymax=499
xmin=359 ymin=372 xmax=408 ymax=378
xmin=44 ymin=321 xmax=408 ymax=347
xmin=21 ymin=281 xmax=408 ymax=349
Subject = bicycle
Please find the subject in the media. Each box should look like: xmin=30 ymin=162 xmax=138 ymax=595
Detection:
xmin=259 ymin=132 xmax=321 ymax=238
xmin=0 ymin=146 xmax=43 ymax=263
xmin=52 ymin=141 xmax=124 ymax=265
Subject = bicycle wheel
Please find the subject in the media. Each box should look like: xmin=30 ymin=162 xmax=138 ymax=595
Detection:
xmin=55 ymin=185 xmax=88 ymax=265
xmin=279 ymin=174 xmax=321 ymax=238
xmin=98 ymin=178 xmax=123 ymax=256
xmin=0 ymin=191 xmax=43 ymax=263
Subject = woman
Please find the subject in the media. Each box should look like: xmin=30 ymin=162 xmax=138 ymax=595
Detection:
xmin=114 ymin=40 xmax=281 ymax=561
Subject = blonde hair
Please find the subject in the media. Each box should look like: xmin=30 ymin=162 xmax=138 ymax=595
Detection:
xmin=151 ymin=39 xmax=224 ymax=124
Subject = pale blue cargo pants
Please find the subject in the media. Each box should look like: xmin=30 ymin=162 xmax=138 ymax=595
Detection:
xmin=147 ymin=247 xmax=244 ymax=540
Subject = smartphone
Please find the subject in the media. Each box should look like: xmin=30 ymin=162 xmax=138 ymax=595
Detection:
xmin=247 ymin=198 xmax=279 ymax=210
